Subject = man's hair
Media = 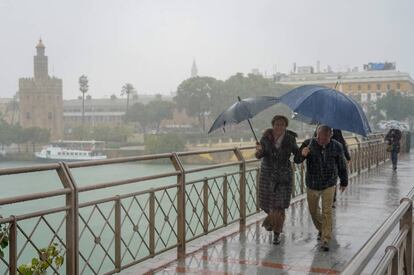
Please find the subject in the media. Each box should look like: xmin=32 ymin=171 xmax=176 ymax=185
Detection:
xmin=317 ymin=125 xmax=332 ymax=135
xmin=271 ymin=115 xmax=289 ymax=127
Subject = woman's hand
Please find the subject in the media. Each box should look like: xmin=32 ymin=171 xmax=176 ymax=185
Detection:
xmin=301 ymin=147 xmax=310 ymax=157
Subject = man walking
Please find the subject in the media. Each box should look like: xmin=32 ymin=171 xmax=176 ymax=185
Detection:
xmin=295 ymin=125 xmax=348 ymax=251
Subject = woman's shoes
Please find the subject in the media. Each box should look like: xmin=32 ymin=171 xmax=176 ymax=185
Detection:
xmin=273 ymin=232 xmax=281 ymax=245
xmin=262 ymin=219 xmax=272 ymax=231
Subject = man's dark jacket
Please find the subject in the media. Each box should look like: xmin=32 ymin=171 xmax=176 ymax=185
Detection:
xmin=294 ymin=138 xmax=348 ymax=190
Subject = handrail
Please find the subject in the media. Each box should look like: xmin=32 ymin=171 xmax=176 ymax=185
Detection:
xmin=372 ymin=227 xmax=409 ymax=275
xmin=341 ymin=188 xmax=414 ymax=275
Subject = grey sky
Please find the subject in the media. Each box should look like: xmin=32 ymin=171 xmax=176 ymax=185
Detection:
xmin=1 ymin=0 xmax=413 ymax=99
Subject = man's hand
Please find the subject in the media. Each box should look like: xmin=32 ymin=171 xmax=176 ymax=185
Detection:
xmin=301 ymin=147 xmax=310 ymax=157
xmin=339 ymin=186 xmax=347 ymax=193
xmin=255 ymin=144 xmax=263 ymax=153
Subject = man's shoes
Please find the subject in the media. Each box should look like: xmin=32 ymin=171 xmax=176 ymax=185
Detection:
xmin=332 ymin=204 xmax=336 ymax=209
xmin=273 ymin=232 xmax=281 ymax=245
xmin=320 ymin=241 xmax=329 ymax=252
xmin=317 ymin=232 xmax=322 ymax=241
xmin=393 ymin=166 xmax=397 ymax=170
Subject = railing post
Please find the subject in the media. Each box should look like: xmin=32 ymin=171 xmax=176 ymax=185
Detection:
xmin=350 ymin=149 xmax=355 ymax=174
xmin=234 ymin=148 xmax=246 ymax=227
xmin=9 ymin=216 xmax=17 ymax=275
xmin=367 ymin=146 xmax=372 ymax=171
xmin=376 ymin=143 xmax=381 ymax=167
xmin=114 ymin=196 xmax=121 ymax=272
xmin=223 ymin=174 xmax=229 ymax=224
xmin=384 ymin=246 xmax=400 ymax=275
xmin=291 ymin=162 xmax=296 ymax=197
xmin=203 ymin=178 xmax=209 ymax=233
xmin=300 ymin=163 xmax=305 ymax=195
xmin=255 ymin=169 xmax=260 ymax=212
xmin=170 ymin=153 xmax=186 ymax=258
xmin=400 ymin=198 xmax=413 ymax=275
xmin=357 ymin=144 xmax=361 ymax=175
xmin=57 ymin=162 xmax=79 ymax=275
xmin=149 ymin=189 xmax=155 ymax=256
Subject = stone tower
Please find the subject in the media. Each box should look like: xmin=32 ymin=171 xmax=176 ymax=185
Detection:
xmin=19 ymin=39 xmax=63 ymax=140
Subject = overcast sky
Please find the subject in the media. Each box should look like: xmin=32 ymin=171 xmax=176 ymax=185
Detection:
xmin=1 ymin=0 xmax=413 ymax=99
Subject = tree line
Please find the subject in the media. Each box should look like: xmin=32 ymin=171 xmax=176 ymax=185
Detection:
xmin=0 ymin=118 xmax=50 ymax=151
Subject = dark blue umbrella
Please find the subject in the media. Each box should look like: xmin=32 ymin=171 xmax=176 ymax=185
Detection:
xmin=280 ymin=85 xmax=371 ymax=136
xmin=208 ymin=96 xmax=281 ymax=142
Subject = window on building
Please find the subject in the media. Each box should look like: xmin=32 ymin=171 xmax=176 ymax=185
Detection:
xmin=387 ymin=84 xmax=391 ymax=90
xmin=367 ymin=84 xmax=371 ymax=90
xmin=397 ymin=83 xmax=401 ymax=90
xmin=376 ymin=83 xmax=381 ymax=90
xmin=48 ymin=112 xmax=52 ymax=119
xmin=358 ymin=84 xmax=361 ymax=91
xmin=348 ymin=84 xmax=352 ymax=90
xmin=26 ymin=112 xmax=31 ymax=119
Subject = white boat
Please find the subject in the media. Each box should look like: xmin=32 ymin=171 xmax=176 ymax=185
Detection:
xmin=35 ymin=140 xmax=107 ymax=161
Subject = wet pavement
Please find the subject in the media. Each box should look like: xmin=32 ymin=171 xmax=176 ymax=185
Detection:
xmin=124 ymin=153 xmax=414 ymax=274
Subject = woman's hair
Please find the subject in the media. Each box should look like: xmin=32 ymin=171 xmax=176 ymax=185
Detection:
xmin=271 ymin=115 xmax=289 ymax=127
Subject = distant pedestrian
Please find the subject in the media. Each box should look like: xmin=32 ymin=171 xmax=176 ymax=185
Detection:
xmin=385 ymin=129 xmax=402 ymax=170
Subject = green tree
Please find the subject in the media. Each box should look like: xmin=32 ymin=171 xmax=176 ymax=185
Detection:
xmin=24 ymin=127 xmax=50 ymax=152
xmin=376 ymin=92 xmax=414 ymax=120
xmin=174 ymin=76 xmax=222 ymax=131
xmin=125 ymin=102 xmax=151 ymax=133
xmin=121 ymin=83 xmax=136 ymax=115
xmin=174 ymin=74 xmax=291 ymax=133
xmin=147 ymin=100 xmax=175 ymax=133
xmin=70 ymin=125 xmax=92 ymax=140
xmin=0 ymin=122 xmax=13 ymax=150
xmin=91 ymin=125 xmax=132 ymax=142
xmin=144 ymin=133 xmax=185 ymax=154
xmin=10 ymin=125 xmax=28 ymax=152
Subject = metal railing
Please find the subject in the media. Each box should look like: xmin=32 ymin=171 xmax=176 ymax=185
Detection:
xmin=342 ymin=189 xmax=413 ymax=275
xmin=0 ymin=135 xmax=396 ymax=275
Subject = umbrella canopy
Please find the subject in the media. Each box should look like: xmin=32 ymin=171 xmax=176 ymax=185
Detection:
xmin=280 ymin=85 xmax=371 ymax=136
xmin=208 ymin=96 xmax=280 ymax=141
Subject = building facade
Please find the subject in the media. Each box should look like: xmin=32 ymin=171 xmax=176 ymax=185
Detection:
xmin=19 ymin=40 xmax=63 ymax=140
xmin=275 ymin=64 xmax=414 ymax=104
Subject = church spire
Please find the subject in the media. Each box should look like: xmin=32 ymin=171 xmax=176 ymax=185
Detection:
xmin=191 ymin=59 xmax=198 ymax=78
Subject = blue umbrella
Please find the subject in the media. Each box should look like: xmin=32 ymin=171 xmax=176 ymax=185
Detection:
xmin=208 ymin=96 xmax=281 ymax=142
xmin=280 ymin=85 xmax=371 ymax=136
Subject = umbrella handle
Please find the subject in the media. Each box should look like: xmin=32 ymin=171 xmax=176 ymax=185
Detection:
xmin=237 ymin=96 xmax=259 ymax=144
xmin=247 ymin=118 xmax=259 ymax=144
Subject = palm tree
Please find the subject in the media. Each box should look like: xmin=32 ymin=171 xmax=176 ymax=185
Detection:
xmin=121 ymin=83 xmax=136 ymax=114
xmin=79 ymin=75 xmax=89 ymax=125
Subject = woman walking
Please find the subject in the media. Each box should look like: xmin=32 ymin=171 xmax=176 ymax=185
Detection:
xmin=255 ymin=115 xmax=300 ymax=244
